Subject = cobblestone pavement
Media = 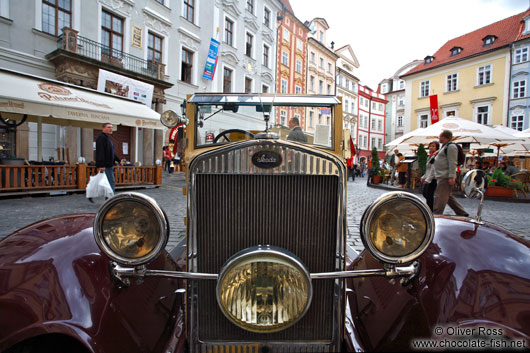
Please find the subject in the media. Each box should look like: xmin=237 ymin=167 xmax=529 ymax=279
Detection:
xmin=1 ymin=173 xmax=529 ymax=254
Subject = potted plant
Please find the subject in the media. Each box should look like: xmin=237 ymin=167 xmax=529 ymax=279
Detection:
xmin=486 ymin=169 xmax=515 ymax=197
xmin=417 ymin=144 xmax=427 ymax=176
xmin=370 ymin=146 xmax=382 ymax=184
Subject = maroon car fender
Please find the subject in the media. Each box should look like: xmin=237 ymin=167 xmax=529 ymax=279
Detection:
xmin=0 ymin=214 xmax=186 ymax=353
xmin=345 ymin=216 xmax=530 ymax=351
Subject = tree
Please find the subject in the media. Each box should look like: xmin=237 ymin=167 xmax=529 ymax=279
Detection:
xmin=417 ymin=144 xmax=428 ymax=176
xmin=371 ymin=146 xmax=380 ymax=176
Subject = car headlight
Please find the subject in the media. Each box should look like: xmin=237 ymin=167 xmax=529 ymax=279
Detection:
xmin=94 ymin=192 xmax=169 ymax=266
xmin=360 ymin=192 xmax=434 ymax=264
xmin=216 ymin=246 xmax=312 ymax=333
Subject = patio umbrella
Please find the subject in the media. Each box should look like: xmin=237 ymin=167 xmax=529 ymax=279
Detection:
xmin=470 ymin=125 xmax=530 ymax=162
xmin=515 ymin=128 xmax=530 ymax=138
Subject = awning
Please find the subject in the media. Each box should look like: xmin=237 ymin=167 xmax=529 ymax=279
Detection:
xmin=0 ymin=68 xmax=163 ymax=130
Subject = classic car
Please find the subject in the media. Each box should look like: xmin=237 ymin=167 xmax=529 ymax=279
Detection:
xmin=0 ymin=93 xmax=529 ymax=352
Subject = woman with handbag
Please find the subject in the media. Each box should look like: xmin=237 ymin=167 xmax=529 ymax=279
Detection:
xmin=421 ymin=141 xmax=440 ymax=211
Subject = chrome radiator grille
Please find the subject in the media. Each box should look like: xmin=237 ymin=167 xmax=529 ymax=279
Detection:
xmin=188 ymin=141 xmax=345 ymax=348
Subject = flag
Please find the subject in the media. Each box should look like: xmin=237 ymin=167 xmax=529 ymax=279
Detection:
xmin=430 ymin=95 xmax=439 ymax=125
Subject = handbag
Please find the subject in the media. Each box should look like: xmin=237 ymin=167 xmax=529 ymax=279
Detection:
xmin=86 ymin=172 xmax=114 ymax=199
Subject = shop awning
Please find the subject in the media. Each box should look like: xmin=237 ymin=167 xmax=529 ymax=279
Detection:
xmin=0 ymin=68 xmax=163 ymax=130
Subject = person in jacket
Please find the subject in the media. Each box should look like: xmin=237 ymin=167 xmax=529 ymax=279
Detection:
xmin=96 ymin=123 xmax=121 ymax=194
xmin=396 ymin=153 xmax=407 ymax=188
xmin=433 ymin=130 xmax=468 ymax=216
xmin=505 ymin=160 xmax=520 ymax=176
xmin=420 ymin=140 xmax=440 ymax=211
xmin=287 ymin=117 xmax=307 ymax=143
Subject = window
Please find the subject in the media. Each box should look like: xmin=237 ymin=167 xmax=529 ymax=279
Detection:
xmin=420 ymin=114 xmax=428 ymax=128
xmin=223 ymin=67 xmax=232 ymax=93
xmin=281 ymin=79 xmax=287 ymax=94
xmin=338 ymin=75 xmax=343 ymax=86
xmin=420 ymin=80 xmax=430 ymax=97
xmin=328 ymin=63 xmax=332 ymax=73
xmin=399 ymin=80 xmax=405 ymax=89
xmin=514 ymin=47 xmax=528 ymax=64
xmin=446 ymin=73 xmax=458 ymax=92
xmin=283 ymin=28 xmax=289 ymax=42
xmin=181 ymin=48 xmax=193 ymax=83
xmin=262 ymin=84 xmax=269 ymax=93
xmin=295 ymin=86 xmax=301 ymax=94
xmin=309 ymin=111 xmax=314 ymax=128
xmin=319 ymin=57 xmax=324 ymax=68
xmin=264 ymin=7 xmax=270 ymax=27
xmin=281 ymin=51 xmax=288 ymax=66
xmin=450 ymin=46 xmax=462 ymax=56
xmin=225 ymin=18 xmax=234 ymax=46
xmin=511 ymin=115 xmax=524 ymax=131
xmin=184 ymin=0 xmax=194 ymax=23
xmin=296 ymin=59 xmax=301 ymax=73
xmin=310 ymin=52 xmax=315 ymax=63
xmin=477 ymin=65 xmax=491 ymax=85
xmin=397 ymin=116 xmax=403 ymax=127
xmin=297 ymin=39 xmax=302 ymax=51
xmin=513 ymin=80 xmax=526 ymax=99
xmin=377 ymin=120 xmax=382 ymax=131
xmin=445 ymin=110 xmax=456 ymax=117
xmin=424 ymin=56 xmax=434 ymax=64
xmin=371 ymin=137 xmax=375 ymax=149
xmin=245 ymin=32 xmax=253 ymax=57
xmin=310 ymin=76 xmax=314 ymax=91
xmin=42 ymin=0 xmax=71 ymax=36
xmin=483 ymin=35 xmax=497 ymax=46
xmin=280 ymin=110 xmax=287 ymax=126
xmin=247 ymin=0 xmax=254 ymax=14
xmin=371 ymin=118 xmax=376 ymax=130
xmin=327 ymin=84 xmax=331 ymax=94
xmin=147 ymin=32 xmax=163 ymax=64
xmin=398 ymin=97 xmax=404 ymax=106
xmin=102 ymin=10 xmax=124 ymax=54
xmin=378 ymin=138 xmax=382 ymax=150
xmin=245 ymin=77 xmax=252 ymax=93
xmin=318 ymin=114 xmax=322 ymax=125
xmin=476 ymin=106 xmax=489 ymax=125
xmin=263 ymin=45 xmax=269 ymax=68
xmin=345 ymin=79 xmax=350 ymax=90
xmin=319 ymin=30 xmax=323 ymax=42
xmin=319 ymin=80 xmax=323 ymax=94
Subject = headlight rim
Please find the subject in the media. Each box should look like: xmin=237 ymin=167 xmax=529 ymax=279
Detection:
xmin=216 ymin=245 xmax=313 ymax=333
xmin=94 ymin=192 xmax=169 ymax=266
xmin=360 ymin=191 xmax=434 ymax=265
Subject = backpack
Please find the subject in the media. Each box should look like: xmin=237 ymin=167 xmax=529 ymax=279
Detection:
xmin=444 ymin=142 xmax=465 ymax=166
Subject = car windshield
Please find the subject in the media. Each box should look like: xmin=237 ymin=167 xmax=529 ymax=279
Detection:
xmin=190 ymin=94 xmax=339 ymax=149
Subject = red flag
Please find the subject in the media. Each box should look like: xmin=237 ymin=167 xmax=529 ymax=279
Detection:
xmin=430 ymin=95 xmax=439 ymax=125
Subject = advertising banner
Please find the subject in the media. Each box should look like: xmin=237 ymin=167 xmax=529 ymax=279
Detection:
xmin=203 ymin=38 xmax=220 ymax=80
xmin=429 ymin=95 xmax=439 ymax=125
xmin=97 ymin=69 xmax=154 ymax=107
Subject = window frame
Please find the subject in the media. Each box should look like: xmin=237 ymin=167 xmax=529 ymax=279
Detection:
xmin=514 ymin=47 xmax=529 ymax=64
xmin=477 ymin=64 xmax=491 ymax=86
xmin=446 ymin=73 xmax=458 ymax=92
xmin=419 ymin=113 xmax=429 ymax=128
xmin=147 ymin=31 xmax=163 ymax=65
xmin=224 ymin=16 xmax=234 ymax=47
xmin=263 ymin=6 xmax=270 ymax=28
xmin=295 ymin=59 xmax=301 ymax=73
xmin=181 ymin=47 xmax=194 ymax=84
xmin=513 ymin=79 xmax=527 ymax=99
xmin=510 ymin=114 xmax=525 ymax=131
xmin=247 ymin=0 xmax=254 ymax=15
xmin=281 ymin=51 xmax=289 ymax=66
xmin=262 ymin=44 xmax=269 ymax=68
xmin=244 ymin=76 xmax=253 ymax=93
xmin=476 ymin=105 xmax=490 ymax=125
xmin=281 ymin=79 xmax=288 ymax=94
xmin=245 ymin=31 xmax=254 ymax=58
xmin=183 ymin=0 xmax=195 ymax=23
xmin=42 ymin=0 xmax=72 ymax=36
xmin=101 ymin=9 xmax=124 ymax=55
xmin=420 ymin=80 xmax=430 ymax=98
xmin=223 ymin=66 xmax=233 ymax=93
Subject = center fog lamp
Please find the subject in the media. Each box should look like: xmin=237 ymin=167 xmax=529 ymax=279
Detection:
xmin=216 ymin=246 xmax=312 ymax=333
xmin=361 ymin=192 xmax=434 ymax=264
xmin=94 ymin=193 xmax=169 ymax=266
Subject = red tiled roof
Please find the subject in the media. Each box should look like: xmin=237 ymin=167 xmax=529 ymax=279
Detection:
xmin=516 ymin=9 xmax=530 ymax=41
xmin=403 ymin=10 xmax=529 ymax=77
xmin=278 ymin=0 xmax=294 ymax=14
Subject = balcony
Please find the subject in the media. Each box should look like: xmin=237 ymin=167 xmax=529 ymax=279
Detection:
xmin=49 ymin=28 xmax=167 ymax=82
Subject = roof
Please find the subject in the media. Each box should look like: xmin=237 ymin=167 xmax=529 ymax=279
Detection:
xmin=278 ymin=0 xmax=294 ymax=14
xmin=403 ymin=10 xmax=529 ymax=77
xmin=515 ymin=9 xmax=530 ymax=41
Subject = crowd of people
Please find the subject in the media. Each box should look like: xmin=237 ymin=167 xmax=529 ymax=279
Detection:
xmin=163 ymin=145 xmax=181 ymax=173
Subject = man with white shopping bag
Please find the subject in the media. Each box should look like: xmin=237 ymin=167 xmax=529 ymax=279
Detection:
xmin=88 ymin=123 xmax=121 ymax=202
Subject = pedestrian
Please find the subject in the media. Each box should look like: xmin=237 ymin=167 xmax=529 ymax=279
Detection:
xmin=396 ymin=153 xmax=407 ymax=188
xmin=287 ymin=117 xmax=307 ymax=143
xmin=346 ymin=154 xmax=355 ymax=181
xmin=389 ymin=149 xmax=399 ymax=185
xmin=95 ymin=122 xmax=121 ymax=196
xmin=173 ymin=153 xmax=181 ymax=173
xmin=421 ymin=141 xmax=440 ymax=212
xmin=433 ymin=130 xmax=468 ymax=216
xmin=163 ymin=146 xmax=173 ymax=173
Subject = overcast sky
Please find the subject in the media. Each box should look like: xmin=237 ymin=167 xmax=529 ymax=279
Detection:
xmin=288 ymin=0 xmax=529 ymax=89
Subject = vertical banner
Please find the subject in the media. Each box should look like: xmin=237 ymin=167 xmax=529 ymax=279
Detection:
xmin=429 ymin=95 xmax=439 ymax=125
xmin=203 ymin=38 xmax=220 ymax=80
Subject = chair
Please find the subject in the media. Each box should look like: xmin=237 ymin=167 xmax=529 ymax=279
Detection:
xmin=381 ymin=169 xmax=390 ymax=184
xmin=511 ymin=172 xmax=528 ymax=198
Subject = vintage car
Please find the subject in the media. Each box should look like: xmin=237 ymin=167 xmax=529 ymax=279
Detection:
xmin=1 ymin=94 xmax=529 ymax=352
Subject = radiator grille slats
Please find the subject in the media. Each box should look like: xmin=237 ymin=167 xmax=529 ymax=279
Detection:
xmin=196 ymin=174 xmax=338 ymax=341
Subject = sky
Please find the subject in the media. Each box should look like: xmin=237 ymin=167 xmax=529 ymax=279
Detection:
xmin=288 ymin=0 xmax=530 ymax=89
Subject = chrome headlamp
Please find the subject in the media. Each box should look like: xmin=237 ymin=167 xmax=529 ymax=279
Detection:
xmin=360 ymin=192 xmax=434 ymax=264
xmin=216 ymin=246 xmax=313 ymax=333
xmin=94 ymin=192 xmax=169 ymax=266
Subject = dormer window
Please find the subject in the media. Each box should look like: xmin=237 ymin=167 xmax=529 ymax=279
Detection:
xmin=424 ymin=56 xmax=434 ymax=64
xmin=450 ymin=46 xmax=463 ymax=57
xmin=524 ymin=16 xmax=530 ymax=34
xmin=482 ymin=35 xmax=497 ymax=46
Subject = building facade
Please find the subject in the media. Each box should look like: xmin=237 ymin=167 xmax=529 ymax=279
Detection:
xmin=275 ymin=0 xmax=309 ymax=127
xmin=335 ymin=45 xmax=359 ymax=142
xmin=356 ymin=85 xmax=387 ymax=160
xmin=304 ymin=17 xmax=337 ymax=136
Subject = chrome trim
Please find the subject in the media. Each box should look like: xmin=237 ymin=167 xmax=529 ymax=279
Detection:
xmin=94 ymin=192 xmax=169 ymax=266
xmin=360 ymin=192 xmax=435 ymax=265
xmin=215 ymin=246 xmax=313 ymax=332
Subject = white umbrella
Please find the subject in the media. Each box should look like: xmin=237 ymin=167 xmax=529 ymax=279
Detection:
xmin=514 ymin=128 xmax=530 ymax=138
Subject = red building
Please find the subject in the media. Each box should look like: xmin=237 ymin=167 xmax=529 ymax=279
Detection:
xmin=356 ymin=85 xmax=387 ymax=161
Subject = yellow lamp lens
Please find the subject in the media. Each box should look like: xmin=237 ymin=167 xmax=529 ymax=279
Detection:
xmin=101 ymin=200 xmax=161 ymax=260
xmin=368 ymin=199 xmax=427 ymax=257
xmin=217 ymin=250 xmax=312 ymax=333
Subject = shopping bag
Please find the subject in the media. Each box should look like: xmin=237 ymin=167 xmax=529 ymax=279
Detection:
xmin=86 ymin=172 xmax=114 ymax=199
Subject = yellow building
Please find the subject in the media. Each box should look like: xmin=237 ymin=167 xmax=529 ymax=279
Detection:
xmin=401 ymin=12 xmax=524 ymax=131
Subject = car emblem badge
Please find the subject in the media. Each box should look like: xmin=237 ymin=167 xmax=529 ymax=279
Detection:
xmin=252 ymin=150 xmax=282 ymax=169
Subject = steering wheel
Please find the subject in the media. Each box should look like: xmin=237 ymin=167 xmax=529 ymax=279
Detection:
xmin=213 ymin=129 xmax=255 ymax=143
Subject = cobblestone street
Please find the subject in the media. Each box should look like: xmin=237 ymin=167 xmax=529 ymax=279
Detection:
xmin=1 ymin=173 xmax=529 ymax=254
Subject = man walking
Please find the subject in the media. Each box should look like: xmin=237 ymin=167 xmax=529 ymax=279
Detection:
xmin=287 ymin=117 xmax=307 ymax=143
xmin=389 ymin=149 xmax=399 ymax=185
xmin=433 ymin=130 xmax=468 ymax=216
xmin=96 ymin=122 xmax=120 ymax=195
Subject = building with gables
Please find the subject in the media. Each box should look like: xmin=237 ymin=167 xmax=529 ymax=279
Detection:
xmin=357 ymin=85 xmax=387 ymax=160
xmin=335 ymin=45 xmax=360 ymax=142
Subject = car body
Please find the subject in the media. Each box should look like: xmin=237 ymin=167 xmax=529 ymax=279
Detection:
xmin=1 ymin=94 xmax=529 ymax=352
